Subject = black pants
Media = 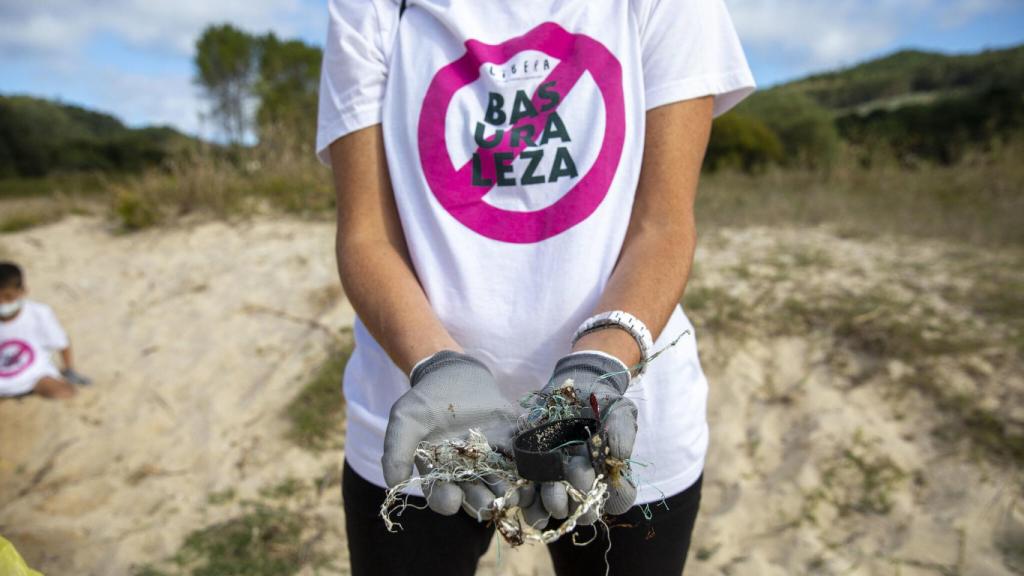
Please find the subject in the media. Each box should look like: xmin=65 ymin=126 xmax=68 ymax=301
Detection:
xmin=343 ymin=460 xmax=702 ymax=576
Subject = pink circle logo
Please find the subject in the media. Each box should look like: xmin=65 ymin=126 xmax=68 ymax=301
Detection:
xmin=418 ymin=22 xmax=625 ymax=244
xmin=0 ymin=339 xmax=35 ymax=378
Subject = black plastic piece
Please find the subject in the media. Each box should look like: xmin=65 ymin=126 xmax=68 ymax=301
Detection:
xmin=513 ymin=417 xmax=601 ymax=482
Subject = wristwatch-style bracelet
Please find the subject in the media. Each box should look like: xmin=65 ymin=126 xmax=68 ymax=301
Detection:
xmin=571 ymin=310 xmax=654 ymax=378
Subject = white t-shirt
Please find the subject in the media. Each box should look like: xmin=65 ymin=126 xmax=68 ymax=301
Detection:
xmin=0 ymin=300 xmax=67 ymax=396
xmin=317 ymin=0 xmax=755 ymax=503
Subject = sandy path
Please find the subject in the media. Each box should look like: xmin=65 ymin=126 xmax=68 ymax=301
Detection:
xmin=1 ymin=217 xmax=1020 ymax=575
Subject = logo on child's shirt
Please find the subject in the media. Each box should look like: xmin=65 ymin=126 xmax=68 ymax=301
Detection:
xmin=0 ymin=339 xmax=35 ymax=378
xmin=418 ymin=22 xmax=625 ymax=244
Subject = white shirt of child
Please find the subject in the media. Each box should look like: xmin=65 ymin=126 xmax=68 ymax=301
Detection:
xmin=316 ymin=0 xmax=755 ymax=503
xmin=0 ymin=299 xmax=68 ymax=396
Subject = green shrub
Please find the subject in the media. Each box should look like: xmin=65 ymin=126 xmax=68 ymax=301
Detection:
xmin=705 ymin=113 xmax=784 ymax=173
xmin=737 ymin=90 xmax=841 ymax=169
xmin=113 ymin=188 xmax=161 ymax=231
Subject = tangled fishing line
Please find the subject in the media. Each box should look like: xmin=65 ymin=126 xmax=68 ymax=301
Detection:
xmin=379 ymin=330 xmax=691 ymax=547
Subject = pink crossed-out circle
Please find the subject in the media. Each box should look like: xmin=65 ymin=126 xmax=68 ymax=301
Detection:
xmin=417 ymin=22 xmax=625 ymax=244
xmin=0 ymin=339 xmax=35 ymax=378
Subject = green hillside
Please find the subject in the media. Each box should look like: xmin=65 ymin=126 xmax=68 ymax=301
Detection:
xmin=714 ymin=43 xmax=1024 ymax=170
xmin=783 ymin=45 xmax=1024 ymax=113
xmin=0 ymin=95 xmax=196 ymax=178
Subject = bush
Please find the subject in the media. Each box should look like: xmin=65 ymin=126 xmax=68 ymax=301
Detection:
xmin=705 ymin=113 xmax=784 ymax=173
xmin=113 ymin=188 xmax=162 ymax=231
xmin=838 ymin=85 xmax=1024 ymax=165
xmin=737 ymin=90 xmax=841 ymax=170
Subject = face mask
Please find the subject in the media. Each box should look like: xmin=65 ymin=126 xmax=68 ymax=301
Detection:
xmin=0 ymin=299 xmax=23 ymax=318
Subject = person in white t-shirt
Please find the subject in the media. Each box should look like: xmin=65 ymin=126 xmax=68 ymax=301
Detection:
xmin=317 ymin=0 xmax=755 ymax=573
xmin=0 ymin=262 xmax=91 ymax=399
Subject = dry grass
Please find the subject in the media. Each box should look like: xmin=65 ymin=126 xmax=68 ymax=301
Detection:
xmin=109 ymin=130 xmax=334 ymax=231
xmin=0 ymin=196 xmax=97 ymax=233
xmin=697 ymin=139 xmax=1024 ymax=248
xmin=5 ymin=134 xmax=1020 ymax=249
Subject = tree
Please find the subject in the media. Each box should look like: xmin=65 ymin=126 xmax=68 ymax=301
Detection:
xmin=255 ymin=34 xmax=323 ymax=144
xmin=195 ymin=24 xmax=259 ymax=143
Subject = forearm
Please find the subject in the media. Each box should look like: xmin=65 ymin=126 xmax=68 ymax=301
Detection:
xmin=60 ymin=346 xmax=73 ymax=371
xmin=330 ymin=126 xmax=458 ymax=375
xmin=336 ymin=239 xmax=459 ymax=374
xmin=572 ymin=219 xmax=696 ymax=367
xmin=572 ymin=97 xmax=711 ymax=368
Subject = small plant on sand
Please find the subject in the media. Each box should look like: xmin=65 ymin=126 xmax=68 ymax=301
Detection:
xmin=259 ymin=477 xmax=307 ymax=500
xmin=284 ymin=333 xmax=352 ymax=451
xmin=804 ymin=431 xmax=906 ymax=522
xmin=909 ymin=369 xmax=1024 ymax=467
xmin=779 ymin=291 xmax=983 ymax=361
xmin=206 ymin=488 xmax=236 ymax=506
xmin=683 ymin=286 xmax=748 ymax=334
xmin=133 ymin=502 xmax=327 ymax=576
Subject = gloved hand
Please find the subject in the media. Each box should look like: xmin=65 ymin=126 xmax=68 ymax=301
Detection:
xmin=383 ymin=350 xmax=520 ymax=520
xmin=531 ymin=351 xmax=638 ymax=523
xmin=61 ymin=368 xmax=91 ymax=386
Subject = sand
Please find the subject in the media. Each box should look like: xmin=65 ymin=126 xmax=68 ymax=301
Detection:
xmin=0 ymin=216 xmax=1020 ymax=575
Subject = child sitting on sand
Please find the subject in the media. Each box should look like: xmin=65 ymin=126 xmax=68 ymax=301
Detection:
xmin=0 ymin=262 xmax=90 ymax=399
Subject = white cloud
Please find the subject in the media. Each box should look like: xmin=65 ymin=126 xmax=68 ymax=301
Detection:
xmin=0 ymin=0 xmax=323 ymax=57
xmin=0 ymin=9 xmax=90 ymax=55
xmin=726 ymin=0 xmax=1009 ymax=75
xmin=727 ymin=0 xmax=919 ymax=69
xmin=95 ymin=70 xmax=205 ymax=134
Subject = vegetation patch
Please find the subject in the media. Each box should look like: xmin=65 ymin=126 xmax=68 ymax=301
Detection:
xmin=284 ymin=333 xmax=352 ymax=451
xmin=259 ymin=477 xmax=307 ymax=501
xmin=804 ymin=432 xmax=906 ymax=521
xmin=206 ymin=488 xmax=236 ymax=506
xmin=907 ymin=370 xmax=1024 ymax=466
xmin=687 ymin=235 xmax=1024 ymax=468
xmin=0 ymin=196 xmax=96 ymax=233
xmin=0 ymin=206 xmax=64 ymax=233
xmin=778 ymin=291 xmax=984 ymax=361
xmin=697 ymin=138 xmax=1024 ymax=248
xmin=779 ymin=289 xmax=1023 ymax=466
xmin=132 ymin=502 xmax=327 ymax=576
xmin=682 ymin=286 xmax=749 ymax=334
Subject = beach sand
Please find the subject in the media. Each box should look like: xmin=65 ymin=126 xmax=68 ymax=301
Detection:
xmin=0 ymin=216 xmax=1020 ymax=575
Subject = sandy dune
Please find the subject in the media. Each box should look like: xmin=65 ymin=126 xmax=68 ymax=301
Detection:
xmin=0 ymin=216 xmax=1020 ymax=575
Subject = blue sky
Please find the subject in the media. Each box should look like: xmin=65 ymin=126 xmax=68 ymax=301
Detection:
xmin=1 ymin=0 xmax=1021 ymax=138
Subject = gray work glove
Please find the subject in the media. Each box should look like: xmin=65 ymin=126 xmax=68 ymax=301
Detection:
xmin=61 ymin=368 xmax=91 ymax=386
xmin=383 ymin=350 xmax=520 ymax=520
xmin=532 ymin=351 xmax=638 ymax=523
